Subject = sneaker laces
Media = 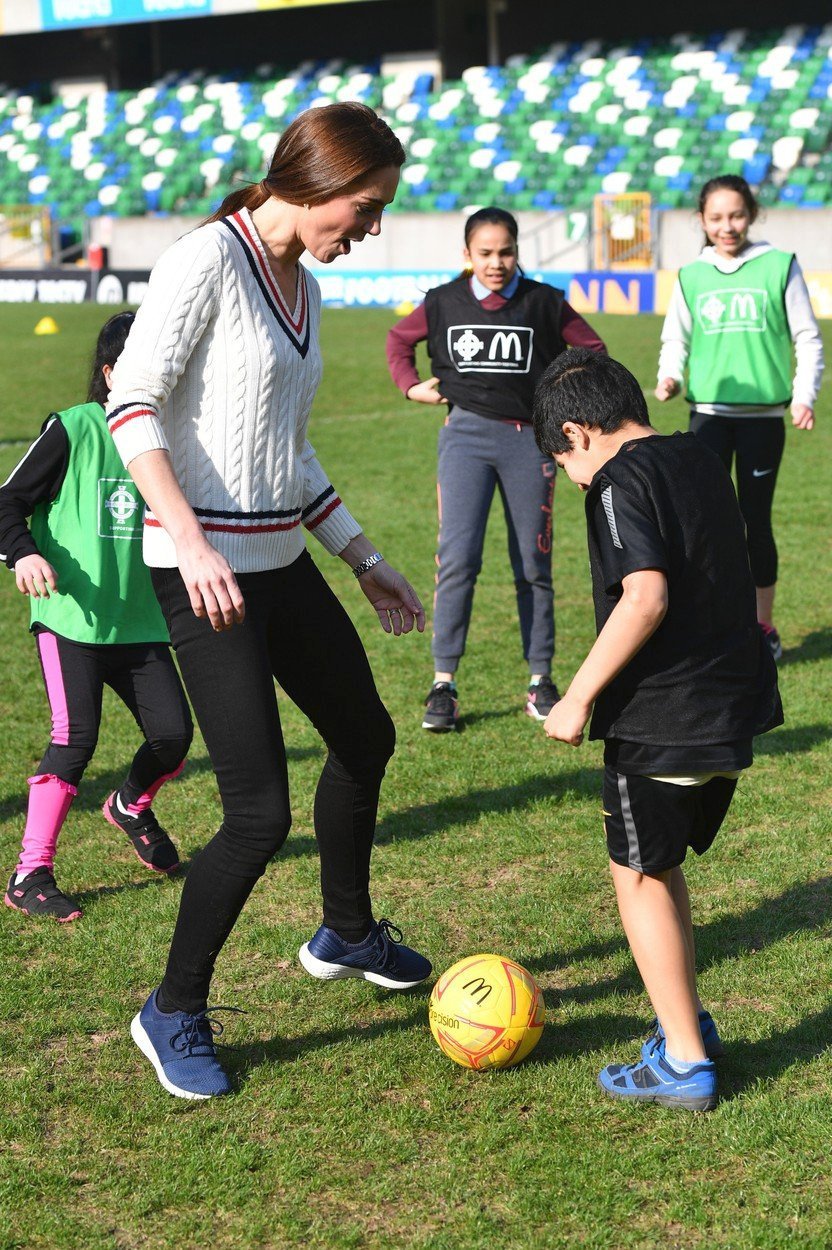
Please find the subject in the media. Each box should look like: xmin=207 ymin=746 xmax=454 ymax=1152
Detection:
xmin=531 ymin=676 xmax=558 ymax=699
xmin=366 ymin=918 xmax=404 ymax=968
xmin=169 ymin=1005 xmax=246 ymax=1057
xmin=426 ymin=683 xmax=456 ymax=713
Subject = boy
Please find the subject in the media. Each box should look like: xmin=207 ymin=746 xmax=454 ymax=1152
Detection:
xmin=532 ymin=349 xmax=782 ymax=1111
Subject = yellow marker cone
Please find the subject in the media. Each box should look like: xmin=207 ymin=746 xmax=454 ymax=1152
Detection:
xmin=34 ymin=316 xmax=59 ymax=335
xmin=394 ymin=300 xmax=415 ymax=317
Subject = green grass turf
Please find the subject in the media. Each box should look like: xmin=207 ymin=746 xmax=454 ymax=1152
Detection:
xmin=0 ymin=305 xmax=830 ymax=1249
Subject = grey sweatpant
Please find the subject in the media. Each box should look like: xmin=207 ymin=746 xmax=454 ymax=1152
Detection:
xmin=433 ymin=405 xmax=555 ymax=674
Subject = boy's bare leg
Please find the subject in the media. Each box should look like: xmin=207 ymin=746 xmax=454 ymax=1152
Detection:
xmin=669 ymin=865 xmax=705 ymax=1014
xmin=609 ymin=859 xmax=706 ymax=1063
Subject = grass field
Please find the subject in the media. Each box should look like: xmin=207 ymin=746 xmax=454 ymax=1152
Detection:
xmin=0 ymin=304 xmax=830 ymax=1250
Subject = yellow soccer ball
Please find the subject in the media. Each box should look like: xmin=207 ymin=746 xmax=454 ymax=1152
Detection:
xmin=429 ymin=953 xmax=545 ymax=1070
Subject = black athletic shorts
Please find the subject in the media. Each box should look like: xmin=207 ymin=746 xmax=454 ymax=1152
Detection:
xmin=603 ymin=767 xmax=739 ymax=875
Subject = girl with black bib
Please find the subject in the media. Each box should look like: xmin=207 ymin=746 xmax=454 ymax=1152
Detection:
xmin=386 ymin=207 xmax=606 ymax=731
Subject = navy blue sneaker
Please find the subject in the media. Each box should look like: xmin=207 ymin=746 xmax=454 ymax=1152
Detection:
xmin=643 ymin=1009 xmax=725 ymax=1060
xmin=598 ymin=1038 xmax=717 ymax=1111
xmin=299 ymin=918 xmax=432 ymax=989
xmin=131 ymin=988 xmax=235 ymax=1099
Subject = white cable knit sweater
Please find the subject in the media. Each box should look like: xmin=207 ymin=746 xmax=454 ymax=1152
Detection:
xmin=106 ymin=207 xmax=361 ymax=571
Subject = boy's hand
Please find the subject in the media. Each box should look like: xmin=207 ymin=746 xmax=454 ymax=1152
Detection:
xmin=15 ymin=554 xmax=58 ymax=598
xmin=654 ymin=378 xmax=680 ymax=402
xmin=544 ymin=693 xmax=591 ymax=746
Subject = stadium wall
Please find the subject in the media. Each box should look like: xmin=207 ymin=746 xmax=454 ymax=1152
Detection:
xmin=3 ymin=216 xmax=831 ymax=316
xmin=87 ymin=209 xmax=832 ymax=273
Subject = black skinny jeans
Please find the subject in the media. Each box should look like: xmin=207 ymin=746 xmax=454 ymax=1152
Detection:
xmin=689 ymin=412 xmax=785 ymax=588
xmin=151 ymin=551 xmax=395 ymax=1014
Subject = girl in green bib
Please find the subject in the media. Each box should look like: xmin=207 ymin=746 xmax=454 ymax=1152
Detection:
xmin=1 ymin=313 xmax=192 ymax=922
xmin=655 ymin=174 xmax=824 ymax=660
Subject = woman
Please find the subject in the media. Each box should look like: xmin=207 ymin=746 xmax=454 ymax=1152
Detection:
xmin=386 ymin=207 xmax=605 ymax=731
xmin=107 ymin=103 xmax=431 ymax=1100
xmin=656 ymin=174 xmax=823 ymax=660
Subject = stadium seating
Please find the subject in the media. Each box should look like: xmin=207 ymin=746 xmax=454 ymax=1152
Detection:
xmin=0 ymin=24 xmax=831 ymax=243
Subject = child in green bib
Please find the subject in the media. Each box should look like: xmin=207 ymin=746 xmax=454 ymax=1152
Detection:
xmin=655 ymin=174 xmax=823 ymax=661
xmin=1 ymin=313 xmax=193 ymax=922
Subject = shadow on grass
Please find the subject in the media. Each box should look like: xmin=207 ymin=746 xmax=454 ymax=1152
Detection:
xmin=722 ymin=1002 xmax=832 ymax=1096
xmin=456 ymin=707 xmax=519 ymax=731
xmin=521 ymin=875 xmax=832 ymax=1008
xmin=780 ymin=628 xmax=832 ymax=667
xmin=225 ymin=1001 xmax=646 ymax=1087
xmin=71 ymin=859 xmax=193 ymax=906
xmin=755 ymin=722 xmax=830 ymax=756
xmin=0 ymin=747 xmax=322 ymax=823
xmin=373 ymin=766 xmax=600 ymax=845
xmin=227 ymin=993 xmax=429 ymax=1082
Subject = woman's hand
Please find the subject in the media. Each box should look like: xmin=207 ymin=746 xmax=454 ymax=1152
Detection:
xmin=791 ymin=402 xmax=814 ymax=430
xmin=175 ymin=535 xmax=246 ymax=630
xmin=407 ymin=378 xmax=446 ymax=406
xmin=654 ymin=378 xmax=680 ymax=402
xmin=544 ymin=692 xmax=591 ymax=747
xmin=357 ymin=560 xmax=426 ymax=635
xmin=14 ymin=554 xmax=58 ymax=598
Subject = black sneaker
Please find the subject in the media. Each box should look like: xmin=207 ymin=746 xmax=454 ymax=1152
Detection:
xmin=422 ymin=682 xmax=459 ymax=732
xmin=525 ymin=676 xmax=560 ymax=721
xmin=5 ymin=867 xmax=82 ymax=922
xmin=103 ymin=791 xmax=180 ymax=874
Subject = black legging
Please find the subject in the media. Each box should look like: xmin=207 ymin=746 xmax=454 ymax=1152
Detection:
xmin=689 ymin=412 xmax=785 ymax=588
xmin=34 ymin=630 xmax=192 ymax=791
xmin=151 ymin=551 xmax=395 ymax=1014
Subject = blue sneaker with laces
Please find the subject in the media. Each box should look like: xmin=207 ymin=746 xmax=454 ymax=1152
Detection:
xmin=131 ymin=988 xmax=236 ymax=1100
xmin=642 ymin=1009 xmax=725 ymax=1060
xmin=299 ymin=918 xmax=432 ymax=989
xmin=598 ymin=1037 xmax=717 ymax=1111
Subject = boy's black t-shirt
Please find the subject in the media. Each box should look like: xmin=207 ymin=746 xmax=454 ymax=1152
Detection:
xmin=585 ymin=431 xmax=782 ymax=774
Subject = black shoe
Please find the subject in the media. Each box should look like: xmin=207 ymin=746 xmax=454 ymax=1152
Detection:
xmin=5 ymin=867 xmax=82 ymax=922
xmin=422 ymin=682 xmax=459 ymax=732
xmin=525 ymin=676 xmax=560 ymax=721
xmin=103 ymin=792 xmax=180 ymax=874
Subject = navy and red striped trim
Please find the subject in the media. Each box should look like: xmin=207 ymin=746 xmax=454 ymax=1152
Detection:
xmin=220 ymin=212 xmax=311 ymax=359
xmin=107 ymin=402 xmax=159 ymax=434
xmin=145 ymin=502 xmax=312 ymax=535
xmin=302 ymin=485 xmax=342 ymax=532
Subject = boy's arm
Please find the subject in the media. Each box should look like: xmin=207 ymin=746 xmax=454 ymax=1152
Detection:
xmin=546 ymin=568 xmax=668 ymax=745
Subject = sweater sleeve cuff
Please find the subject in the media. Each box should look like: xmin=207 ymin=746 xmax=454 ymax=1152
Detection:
xmin=107 ymin=402 xmax=170 ymax=467
xmin=303 ymin=492 xmax=362 ymax=555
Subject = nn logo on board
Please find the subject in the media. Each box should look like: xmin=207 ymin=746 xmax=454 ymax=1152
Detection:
xmin=447 ymin=324 xmax=535 ymax=373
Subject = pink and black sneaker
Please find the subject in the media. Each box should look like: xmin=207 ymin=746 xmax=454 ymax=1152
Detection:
xmin=525 ymin=676 xmax=561 ymax=722
xmin=5 ymin=867 xmax=82 ymax=922
xmin=103 ymin=792 xmax=180 ymax=874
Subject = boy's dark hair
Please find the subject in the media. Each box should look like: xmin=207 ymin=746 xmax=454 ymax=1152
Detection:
xmin=87 ymin=311 xmax=135 ymax=406
xmin=532 ymin=347 xmax=650 ymax=456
